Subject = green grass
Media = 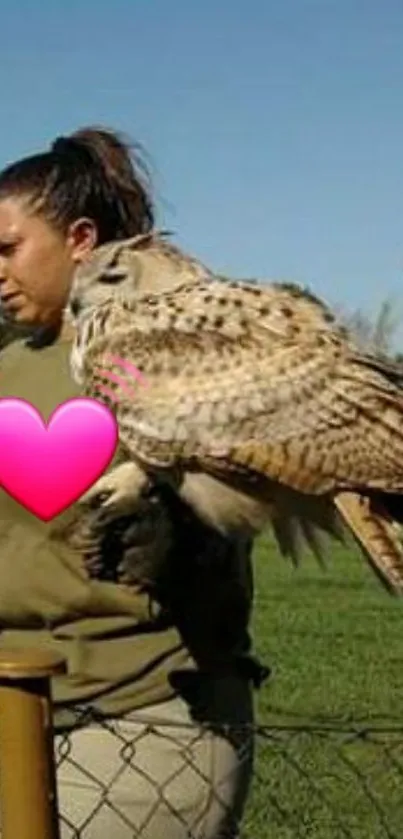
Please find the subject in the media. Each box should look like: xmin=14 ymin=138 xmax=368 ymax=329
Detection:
xmin=242 ymin=532 xmax=403 ymax=838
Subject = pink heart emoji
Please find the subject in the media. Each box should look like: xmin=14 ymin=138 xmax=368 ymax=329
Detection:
xmin=0 ymin=397 xmax=118 ymax=521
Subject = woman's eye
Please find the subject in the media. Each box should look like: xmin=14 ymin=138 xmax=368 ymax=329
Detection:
xmin=98 ymin=271 xmax=126 ymax=285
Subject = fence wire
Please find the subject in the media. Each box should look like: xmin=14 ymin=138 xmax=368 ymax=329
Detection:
xmin=51 ymin=707 xmax=403 ymax=839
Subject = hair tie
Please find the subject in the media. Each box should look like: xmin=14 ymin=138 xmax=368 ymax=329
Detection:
xmin=51 ymin=135 xmax=85 ymax=157
xmin=51 ymin=135 xmax=71 ymax=153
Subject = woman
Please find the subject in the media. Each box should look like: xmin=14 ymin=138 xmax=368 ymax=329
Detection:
xmin=0 ymin=127 xmax=267 ymax=838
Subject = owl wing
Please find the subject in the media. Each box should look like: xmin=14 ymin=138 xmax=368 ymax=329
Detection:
xmin=81 ymin=277 xmax=403 ymax=594
xmin=83 ymin=278 xmax=403 ymax=497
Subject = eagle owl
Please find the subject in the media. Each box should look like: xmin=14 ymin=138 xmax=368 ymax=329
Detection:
xmin=67 ymin=232 xmax=403 ymax=595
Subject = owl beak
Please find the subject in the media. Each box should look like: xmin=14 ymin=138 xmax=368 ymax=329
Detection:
xmin=69 ymin=297 xmax=82 ymax=319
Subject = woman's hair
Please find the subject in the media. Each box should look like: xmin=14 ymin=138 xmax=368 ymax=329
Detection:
xmin=0 ymin=126 xmax=155 ymax=244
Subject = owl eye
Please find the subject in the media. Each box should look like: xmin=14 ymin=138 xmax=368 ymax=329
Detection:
xmin=98 ymin=271 xmax=127 ymax=285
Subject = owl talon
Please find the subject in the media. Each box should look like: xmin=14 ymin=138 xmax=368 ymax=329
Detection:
xmin=90 ymin=490 xmax=114 ymax=509
xmin=80 ymin=462 xmax=151 ymax=519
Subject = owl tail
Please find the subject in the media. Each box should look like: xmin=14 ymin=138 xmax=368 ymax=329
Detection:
xmin=268 ymin=489 xmax=346 ymax=568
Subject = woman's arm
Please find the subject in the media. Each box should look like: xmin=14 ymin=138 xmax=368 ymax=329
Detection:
xmin=0 ymin=490 xmax=172 ymax=629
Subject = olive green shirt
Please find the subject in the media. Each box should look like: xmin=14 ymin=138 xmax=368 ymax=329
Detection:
xmin=0 ymin=328 xmax=256 ymax=728
xmin=0 ymin=330 xmax=193 ymax=728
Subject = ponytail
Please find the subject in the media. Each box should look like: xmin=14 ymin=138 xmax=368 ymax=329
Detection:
xmin=0 ymin=125 xmax=155 ymax=243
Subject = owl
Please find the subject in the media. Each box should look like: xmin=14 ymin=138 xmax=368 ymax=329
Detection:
xmin=67 ymin=232 xmax=403 ymax=595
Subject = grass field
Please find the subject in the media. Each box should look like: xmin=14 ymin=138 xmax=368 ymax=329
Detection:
xmin=241 ymin=530 xmax=403 ymax=838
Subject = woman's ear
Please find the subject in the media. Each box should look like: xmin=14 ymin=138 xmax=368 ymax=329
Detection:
xmin=67 ymin=217 xmax=98 ymax=264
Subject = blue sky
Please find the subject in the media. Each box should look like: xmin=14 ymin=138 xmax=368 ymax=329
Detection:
xmin=2 ymin=0 xmax=403 ymax=333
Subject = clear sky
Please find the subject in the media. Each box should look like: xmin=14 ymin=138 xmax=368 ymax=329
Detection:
xmin=2 ymin=0 xmax=403 ymax=329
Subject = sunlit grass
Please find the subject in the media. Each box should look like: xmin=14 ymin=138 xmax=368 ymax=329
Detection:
xmin=242 ymin=532 xmax=403 ymax=838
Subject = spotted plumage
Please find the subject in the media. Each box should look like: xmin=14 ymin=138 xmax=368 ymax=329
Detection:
xmin=68 ymin=231 xmax=403 ymax=594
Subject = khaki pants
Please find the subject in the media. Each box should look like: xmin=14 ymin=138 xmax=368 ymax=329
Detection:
xmin=55 ymin=675 xmax=255 ymax=839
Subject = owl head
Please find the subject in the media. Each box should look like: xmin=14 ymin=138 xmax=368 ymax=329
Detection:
xmin=67 ymin=230 xmax=214 ymax=327
xmin=67 ymin=234 xmax=152 ymax=325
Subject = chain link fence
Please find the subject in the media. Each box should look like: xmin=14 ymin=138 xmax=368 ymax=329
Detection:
xmin=54 ymin=705 xmax=253 ymax=839
xmin=52 ymin=707 xmax=403 ymax=839
xmin=242 ymin=722 xmax=403 ymax=839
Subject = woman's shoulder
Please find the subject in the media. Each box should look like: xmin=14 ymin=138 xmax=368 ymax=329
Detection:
xmin=0 ymin=321 xmax=80 ymax=407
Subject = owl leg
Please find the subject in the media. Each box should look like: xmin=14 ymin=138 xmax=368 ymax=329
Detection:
xmin=79 ymin=461 xmax=152 ymax=519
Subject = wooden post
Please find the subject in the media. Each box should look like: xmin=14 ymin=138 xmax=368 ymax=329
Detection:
xmin=0 ymin=649 xmax=66 ymax=839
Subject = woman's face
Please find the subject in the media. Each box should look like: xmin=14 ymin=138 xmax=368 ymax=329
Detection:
xmin=0 ymin=196 xmax=96 ymax=329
